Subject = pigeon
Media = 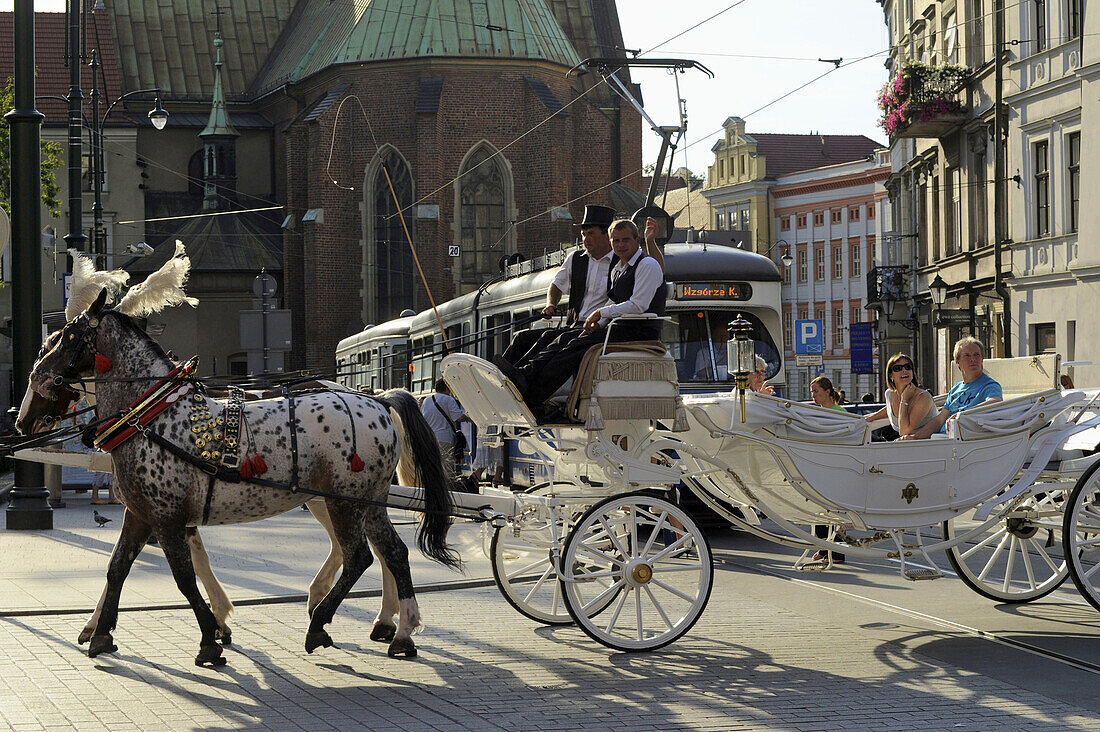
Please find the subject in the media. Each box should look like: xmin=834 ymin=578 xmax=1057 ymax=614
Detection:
xmin=93 ymin=510 xmax=112 ymax=527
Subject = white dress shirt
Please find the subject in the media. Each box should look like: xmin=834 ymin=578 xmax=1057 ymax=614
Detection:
xmin=551 ymin=248 xmax=614 ymax=321
xmin=599 ymin=249 xmax=664 ymax=324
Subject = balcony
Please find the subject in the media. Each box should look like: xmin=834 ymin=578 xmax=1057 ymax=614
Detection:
xmin=878 ymin=62 xmax=969 ymax=140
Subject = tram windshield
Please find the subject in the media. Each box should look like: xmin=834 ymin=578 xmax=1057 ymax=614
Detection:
xmin=663 ymin=310 xmax=781 ymax=384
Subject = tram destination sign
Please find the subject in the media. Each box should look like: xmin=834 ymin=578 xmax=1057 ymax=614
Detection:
xmin=676 ymin=282 xmax=753 ymax=300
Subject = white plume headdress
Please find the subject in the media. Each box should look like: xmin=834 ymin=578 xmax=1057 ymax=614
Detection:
xmin=65 ymin=249 xmax=130 ymax=321
xmin=116 ymin=240 xmax=200 ymax=317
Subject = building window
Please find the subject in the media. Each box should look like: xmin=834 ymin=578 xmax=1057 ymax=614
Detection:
xmin=797 ymin=213 xmax=807 ymax=228
xmin=1068 ymin=0 xmax=1082 ymax=39
xmin=784 ymin=312 xmax=793 ymax=350
xmin=969 ymin=141 xmax=988 ymax=248
xmin=834 ymin=309 xmax=844 ymax=348
xmin=851 ymin=244 xmax=861 ymax=277
xmin=968 ymin=0 xmax=986 ymax=66
xmin=944 ymin=10 xmax=958 ymax=64
xmin=780 ymin=216 xmax=790 ymax=232
xmin=799 ymin=308 xmax=809 ymax=322
xmin=867 ymin=204 xmax=875 ymax=220
xmin=716 ymin=212 xmax=725 ymax=230
xmin=1034 ymin=0 xmax=1046 ymax=53
xmin=739 ymin=155 xmax=746 ymax=176
xmin=740 ymin=208 xmax=750 ymax=231
xmin=1068 ymin=132 xmax=1080 ymax=234
xmin=1034 ymin=140 xmax=1050 ymax=237
xmin=815 ymin=247 xmax=825 ymax=280
xmin=798 ymin=249 xmax=808 ymax=282
xmin=458 ymin=145 xmax=509 ymax=283
xmin=946 ymin=168 xmax=961 ymax=256
xmin=718 ymin=159 xmax=724 ymax=179
xmin=851 ymin=306 xmax=861 ymax=327
xmin=370 ymin=148 xmax=417 ymax=321
xmin=833 ymin=246 xmax=842 ymax=279
xmin=831 ymin=209 xmax=842 ymax=224
xmin=816 ymin=308 xmax=825 ymax=325
xmin=813 ymin=211 xmax=824 ymax=226
xmin=931 ymin=175 xmax=941 ymax=261
xmin=1034 ymin=323 xmax=1056 ymax=354
xmin=849 ymin=206 xmax=860 ymax=222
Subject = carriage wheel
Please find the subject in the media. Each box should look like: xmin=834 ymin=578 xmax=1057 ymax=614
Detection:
xmin=490 ymin=483 xmax=612 ymax=625
xmin=942 ymin=490 xmax=1069 ymax=603
xmin=559 ymin=492 xmax=713 ymax=651
xmin=1062 ymin=468 xmax=1100 ymax=613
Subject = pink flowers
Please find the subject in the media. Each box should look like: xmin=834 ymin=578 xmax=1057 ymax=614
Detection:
xmin=877 ymin=61 xmax=968 ymax=137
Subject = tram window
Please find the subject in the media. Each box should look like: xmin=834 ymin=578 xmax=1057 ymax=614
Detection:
xmin=664 ymin=310 xmax=781 ymax=383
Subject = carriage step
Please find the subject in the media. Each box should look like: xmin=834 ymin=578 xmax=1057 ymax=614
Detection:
xmin=903 ymin=568 xmax=943 ymax=581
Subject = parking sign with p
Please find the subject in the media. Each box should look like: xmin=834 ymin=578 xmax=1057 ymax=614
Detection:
xmin=795 ymin=319 xmax=824 ymax=355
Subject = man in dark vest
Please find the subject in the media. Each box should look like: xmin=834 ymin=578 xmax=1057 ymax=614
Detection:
xmin=499 ymin=204 xmax=617 ymax=366
xmin=497 ymin=218 xmax=666 ymax=415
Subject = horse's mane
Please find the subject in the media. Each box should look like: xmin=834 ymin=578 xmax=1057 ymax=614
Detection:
xmin=103 ymin=310 xmax=174 ymax=363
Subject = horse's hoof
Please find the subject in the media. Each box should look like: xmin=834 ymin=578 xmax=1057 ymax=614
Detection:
xmin=88 ymin=634 xmax=117 ymax=658
xmin=77 ymin=628 xmax=94 ymax=645
xmin=305 ymin=629 xmax=333 ymax=654
xmin=370 ymin=622 xmax=396 ymax=643
xmin=195 ymin=644 xmax=226 ymax=667
xmin=387 ymin=637 xmax=417 ymax=658
xmin=216 ymin=627 xmax=232 ymax=646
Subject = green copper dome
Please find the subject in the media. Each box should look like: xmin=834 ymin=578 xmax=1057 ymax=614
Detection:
xmin=256 ymin=0 xmax=581 ymax=92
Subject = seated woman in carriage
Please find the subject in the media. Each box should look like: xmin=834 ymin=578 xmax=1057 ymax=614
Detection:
xmin=902 ymin=336 xmax=1003 ymax=440
xmin=862 ymin=353 xmax=937 ymax=439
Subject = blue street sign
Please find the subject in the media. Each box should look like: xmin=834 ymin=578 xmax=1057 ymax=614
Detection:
xmin=850 ymin=322 xmax=874 ymax=374
xmin=794 ymin=319 xmax=824 ymax=355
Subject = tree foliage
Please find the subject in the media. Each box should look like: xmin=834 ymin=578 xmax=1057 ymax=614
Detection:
xmin=0 ymin=77 xmax=64 ymax=219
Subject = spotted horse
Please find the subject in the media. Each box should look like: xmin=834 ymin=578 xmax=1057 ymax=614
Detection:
xmin=19 ymin=288 xmax=461 ymax=666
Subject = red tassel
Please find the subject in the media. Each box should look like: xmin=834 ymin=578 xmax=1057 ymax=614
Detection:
xmin=95 ymin=353 xmax=113 ymax=374
xmin=239 ymin=458 xmax=254 ymax=480
xmin=251 ymin=454 xmax=268 ymax=476
xmin=350 ymin=453 xmax=364 ymax=472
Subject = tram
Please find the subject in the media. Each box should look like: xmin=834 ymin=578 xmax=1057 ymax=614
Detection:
xmin=338 ymin=230 xmax=785 ymax=394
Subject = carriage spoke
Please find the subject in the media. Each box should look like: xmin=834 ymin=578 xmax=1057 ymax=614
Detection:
xmin=580 ymin=579 xmax=624 ymax=615
xmin=640 ymin=510 xmax=670 ymax=557
xmin=597 ymin=517 xmax=631 ymax=559
xmin=1083 ymin=560 xmax=1100 ymax=580
xmin=1026 ymin=536 xmax=1062 ymax=574
xmin=976 ymin=533 xmax=1012 ymax=581
xmin=643 ymin=585 xmax=675 ymax=630
xmin=650 ymin=577 xmax=698 ymax=604
xmin=506 ymin=557 xmax=554 ymax=582
xmin=602 ymin=588 xmax=630 ymax=636
xmin=648 ymin=532 xmax=693 ymax=562
xmin=520 ymin=565 xmax=558 ymax=605
xmin=635 ymin=590 xmax=643 ymax=641
xmin=1073 ymin=534 xmax=1100 ymax=548
xmin=1002 ymin=537 xmax=1019 ymax=593
xmin=958 ymin=527 xmax=1004 ymax=560
xmin=652 ymin=562 xmax=703 ymax=573
xmin=576 ymin=541 xmax=621 ymax=566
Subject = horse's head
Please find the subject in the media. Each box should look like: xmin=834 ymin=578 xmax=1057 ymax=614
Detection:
xmin=17 ymin=288 xmax=108 ymax=434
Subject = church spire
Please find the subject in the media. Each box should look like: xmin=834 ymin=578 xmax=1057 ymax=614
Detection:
xmin=200 ymin=13 xmax=239 ymax=210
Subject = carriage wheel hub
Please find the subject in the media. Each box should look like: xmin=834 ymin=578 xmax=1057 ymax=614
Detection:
xmin=1006 ymin=516 xmax=1039 ymax=539
xmin=630 ymin=562 xmax=653 ymax=584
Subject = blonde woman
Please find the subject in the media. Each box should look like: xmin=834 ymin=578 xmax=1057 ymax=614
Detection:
xmin=864 ymin=353 xmax=937 ymax=438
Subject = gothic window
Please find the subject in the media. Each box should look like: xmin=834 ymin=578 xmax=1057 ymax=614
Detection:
xmin=458 ymin=146 xmax=508 ymax=284
xmin=373 ymin=149 xmax=416 ymax=320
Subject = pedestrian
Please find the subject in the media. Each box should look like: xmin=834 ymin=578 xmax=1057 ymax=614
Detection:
xmin=420 ymin=379 xmax=470 ymax=477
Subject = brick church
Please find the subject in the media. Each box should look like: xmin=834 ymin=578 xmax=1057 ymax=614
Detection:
xmin=96 ymin=0 xmax=643 ymax=371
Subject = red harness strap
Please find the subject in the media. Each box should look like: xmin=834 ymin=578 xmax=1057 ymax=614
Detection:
xmin=93 ymin=359 xmax=198 ymax=453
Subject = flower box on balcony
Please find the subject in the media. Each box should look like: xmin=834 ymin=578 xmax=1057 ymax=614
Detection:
xmin=878 ymin=62 xmax=969 ymax=140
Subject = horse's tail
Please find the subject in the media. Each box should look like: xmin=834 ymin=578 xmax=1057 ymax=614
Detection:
xmin=377 ymin=389 xmax=461 ymax=569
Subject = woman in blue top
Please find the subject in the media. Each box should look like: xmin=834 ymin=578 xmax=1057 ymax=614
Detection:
xmin=901 ymin=336 xmax=1003 ymax=440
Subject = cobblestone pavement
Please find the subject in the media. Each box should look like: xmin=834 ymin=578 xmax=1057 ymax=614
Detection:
xmin=2 ymin=483 xmax=1100 ymax=730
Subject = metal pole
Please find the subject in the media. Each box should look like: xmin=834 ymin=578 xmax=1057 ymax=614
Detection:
xmin=64 ymin=0 xmax=86 ymax=254
xmin=5 ymin=0 xmax=52 ymax=530
xmin=993 ymin=0 xmax=1011 ymax=358
xmin=89 ymin=49 xmax=103 ymax=263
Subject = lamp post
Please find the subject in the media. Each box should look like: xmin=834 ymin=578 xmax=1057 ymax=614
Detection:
xmin=87 ymin=49 xmax=168 ymax=260
xmin=6 ymin=0 xmax=50 ymax=529
xmin=760 ymin=239 xmax=793 ymax=269
xmin=928 ymin=274 xmax=949 ymax=310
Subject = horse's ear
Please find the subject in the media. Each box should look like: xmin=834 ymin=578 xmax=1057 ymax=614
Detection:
xmin=89 ymin=287 xmax=109 ymax=316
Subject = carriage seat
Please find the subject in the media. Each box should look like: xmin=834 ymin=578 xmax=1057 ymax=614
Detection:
xmin=949 ymin=388 xmax=1083 ymax=440
xmin=565 ymin=341 xmax=688 ymax=430
xmin=684 ymin=391 xmax=870 ymax=446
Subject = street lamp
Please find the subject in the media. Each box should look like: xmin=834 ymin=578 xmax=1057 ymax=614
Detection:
xmin=929 ymin=274 xmax=949 ymax=308
xmin=760 ymin=239 xmax=793 ymax=268
xmin=87 ymin=49 xmax=169 ymax=261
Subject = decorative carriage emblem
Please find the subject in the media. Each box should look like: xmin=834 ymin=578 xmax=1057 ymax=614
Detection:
xmin=902 ymin=483 xmax=919 ymax=504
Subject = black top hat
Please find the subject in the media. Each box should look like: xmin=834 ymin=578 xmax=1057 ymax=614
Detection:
xmin=578 ymin=204 xmax=616 ymax=229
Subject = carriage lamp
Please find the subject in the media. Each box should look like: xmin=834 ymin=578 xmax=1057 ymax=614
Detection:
xmin=728 ymin=314 xmax=755 ymax=422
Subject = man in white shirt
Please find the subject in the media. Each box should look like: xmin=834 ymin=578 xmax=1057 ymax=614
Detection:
xmin=498 ymin=219 xmax=666 ymax=415
xmin=500 ymin=204 xmax=616 ymax=366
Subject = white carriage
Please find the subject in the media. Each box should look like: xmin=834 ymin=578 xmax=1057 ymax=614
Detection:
xmin=443 ymin=320 xmax=1100 ymax=651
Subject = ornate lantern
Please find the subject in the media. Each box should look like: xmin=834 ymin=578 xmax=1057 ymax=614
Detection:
xmin=728 ymin=314 xmax=755 ymax=422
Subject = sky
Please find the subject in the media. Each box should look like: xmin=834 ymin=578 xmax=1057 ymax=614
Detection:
xmin=4 ymin=0 xmax=892 ymax=171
